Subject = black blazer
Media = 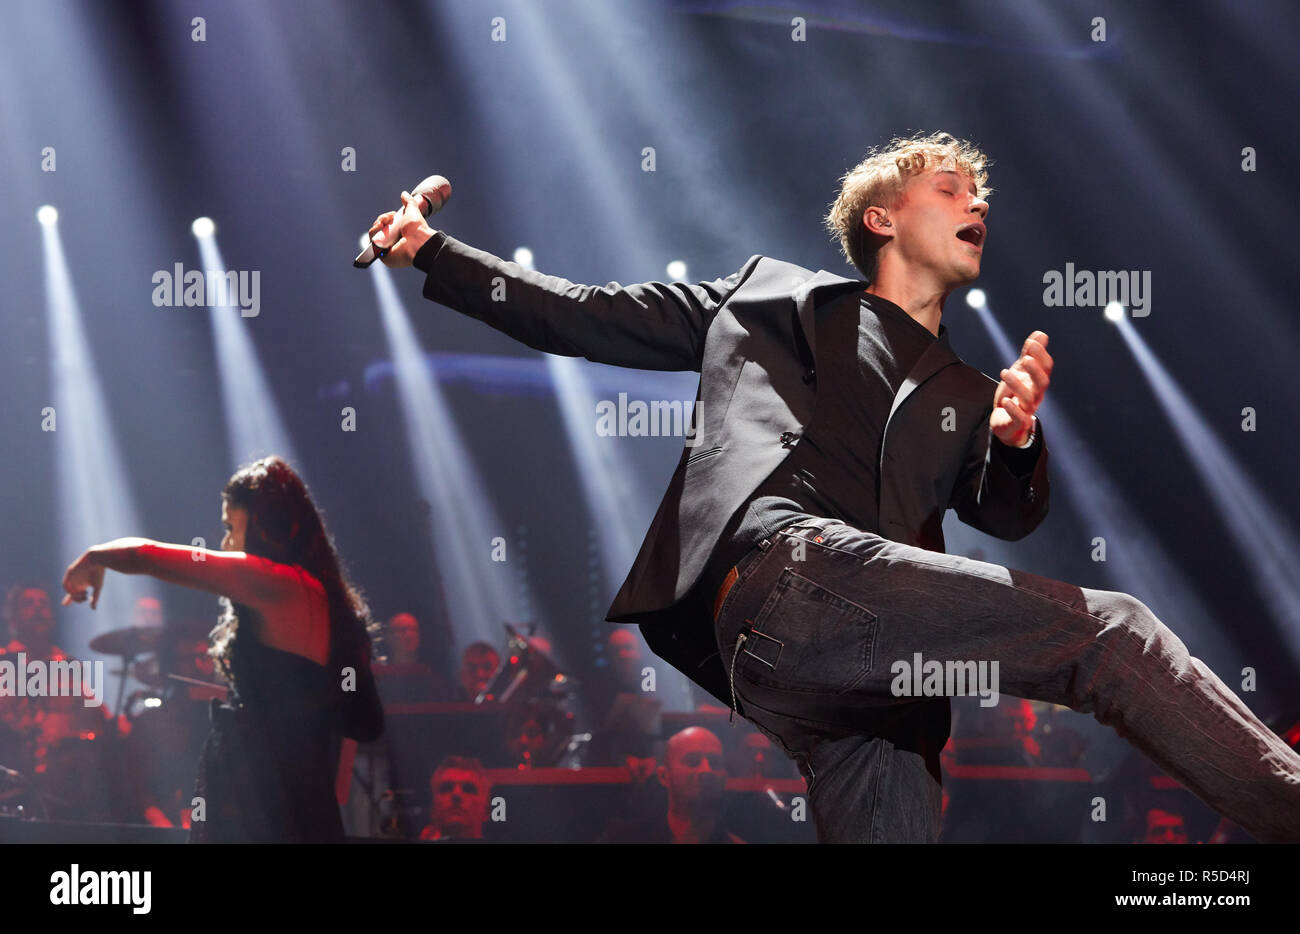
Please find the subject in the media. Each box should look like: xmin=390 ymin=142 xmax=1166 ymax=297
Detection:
xmin=414 ymin=233 xmax=1051 ymax=703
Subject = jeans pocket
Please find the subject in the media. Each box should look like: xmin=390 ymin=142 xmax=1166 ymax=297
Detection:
xmin=740 ymin=567 xmax=877 ymax=695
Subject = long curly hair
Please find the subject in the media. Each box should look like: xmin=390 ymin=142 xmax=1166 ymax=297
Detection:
xmin=209 ymin=456 xmax=379 ymax=693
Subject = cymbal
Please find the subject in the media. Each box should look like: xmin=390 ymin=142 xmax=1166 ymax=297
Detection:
xmin=89 ymin=626 xmax=162 ymax=657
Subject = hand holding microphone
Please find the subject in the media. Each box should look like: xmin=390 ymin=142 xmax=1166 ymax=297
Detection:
xmin=355 ymin=174 xmax=452 ymax=269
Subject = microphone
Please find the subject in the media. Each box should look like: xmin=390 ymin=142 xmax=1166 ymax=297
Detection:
xmin=354 ymin=174 xmax=452 ymax=268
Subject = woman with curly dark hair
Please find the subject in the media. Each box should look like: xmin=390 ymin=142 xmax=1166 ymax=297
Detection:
xmin=61 ymin=455 xmax=383 ymax=842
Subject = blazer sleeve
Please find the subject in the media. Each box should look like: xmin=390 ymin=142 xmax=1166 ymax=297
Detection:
xmin=949 ymin=412 xmax=1051 ymax=541
xmin=413 ymin=232 xmax=761 ymax=372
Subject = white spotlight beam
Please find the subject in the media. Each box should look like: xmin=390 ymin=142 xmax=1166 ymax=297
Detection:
xmin=369 ymin=264 xmax=532 ymax=647
xmin=193 ymin=233 xmax=299 ymax=469
xmin=546 ymin=355 xmax=705 ymax=712
xmin=1117 ymin=316 xmax=1300 ymax=651
xmin=42 ymin=221 xmax=158 ymax=659
xmin=546 ymin=357 xmax=643 ymax=576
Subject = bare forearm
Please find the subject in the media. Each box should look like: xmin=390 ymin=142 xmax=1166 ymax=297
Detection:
xmin=84 ymin=539 xmax=284 ymax=604
xmin=85 ymin=537 xmax=157 ymax=575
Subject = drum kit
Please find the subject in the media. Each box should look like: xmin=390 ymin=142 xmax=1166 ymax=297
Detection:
xmin=0 ymin=617 xmax=225 ymax=821
xmin=90 ymin=617 xmax=228 ymax=715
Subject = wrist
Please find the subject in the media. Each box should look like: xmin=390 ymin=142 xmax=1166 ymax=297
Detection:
xmin=88 ymin=537 xmax=149 ymax=568
xmin=1011 ymin=415 xmax=1038 ymax=449
xmin=412 ymin=228 xmax=444 ymax=272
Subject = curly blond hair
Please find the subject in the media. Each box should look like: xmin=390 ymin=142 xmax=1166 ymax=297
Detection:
xmin=825 ymin=131 xmax=992 ymax=281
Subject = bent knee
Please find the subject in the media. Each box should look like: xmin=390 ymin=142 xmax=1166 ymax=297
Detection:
xmin=1088 ymin=590 xmax=1163 ymax=639
xmin=1092 ymin=593 xmax=1154 ymax=629
xmin=1093 ymin=590 xmax=1194 ymax=658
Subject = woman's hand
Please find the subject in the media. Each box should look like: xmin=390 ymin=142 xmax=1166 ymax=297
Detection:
xmin=61 ymin=549 xmax=106 ymax=609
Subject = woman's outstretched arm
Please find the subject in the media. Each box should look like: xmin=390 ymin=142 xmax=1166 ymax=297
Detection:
xmin=61 ymin=538 xmax=304 ymax=612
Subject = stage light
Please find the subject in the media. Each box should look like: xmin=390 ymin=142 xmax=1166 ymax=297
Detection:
xmin=368 ymin=264 xmax=532 ymax=646
xmin=36 ymin=205 xmax=58 ymax=226
xmin=193 ymin=234 xmax=298 ymax=466
xmin=191 ymin=216 xmax=216 ymax=238
xmin=1104 ymin=301 xmax=1125 ymax=322
xmin=666 ymin=260 xmax=687 ymax=280
xmin=965 ymin=288 xmax=986 ymax=309
xmin=513 ymin=247 xmax=535 ymax=270
xmin=547 ymin=353 xmax=703 ymax=712
xmin=41 ymin=219 xmax=159 ymax=662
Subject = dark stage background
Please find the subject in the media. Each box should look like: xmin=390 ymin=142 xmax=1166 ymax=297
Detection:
xmin=1 ymin=0 xmax=1297 ymax=844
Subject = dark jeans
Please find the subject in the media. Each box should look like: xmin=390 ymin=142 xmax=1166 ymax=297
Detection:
xmin=712 ymin=516 xmax=1300 ymax=843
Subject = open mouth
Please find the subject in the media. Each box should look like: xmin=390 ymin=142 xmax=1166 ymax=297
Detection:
xmin=956 ymin=222 xmax=986 ymax=249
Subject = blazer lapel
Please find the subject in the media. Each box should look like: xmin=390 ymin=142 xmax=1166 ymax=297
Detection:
xmin=887 ymin=328 xmax=959 ymax=421
xmin=792 ymin=268 xmax=862 ymax=366
xmin=792 ymin=267 xmax=962 ymax=465
xmin=879 ymin=327 xmax=961 ymax=478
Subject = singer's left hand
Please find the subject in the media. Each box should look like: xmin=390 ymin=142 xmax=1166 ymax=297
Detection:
xmin=369 ymin=191 xmax=435 ymax=268
xmin=991 ymin=331 xmax=1052 ymax=447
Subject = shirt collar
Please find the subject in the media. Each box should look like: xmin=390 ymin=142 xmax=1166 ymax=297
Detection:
xmin=860 ymin=292 xmax=946 ymax=341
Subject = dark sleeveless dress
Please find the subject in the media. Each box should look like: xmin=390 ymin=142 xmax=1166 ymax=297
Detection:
xmin=189 ymin=621 xmax=346 ymax=844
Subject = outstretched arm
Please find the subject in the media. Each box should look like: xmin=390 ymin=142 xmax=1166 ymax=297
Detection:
xmin=61 ymin=538 xmax=304 ymax=613
xmin=369 ymin=192 xmax=759 ymax=372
